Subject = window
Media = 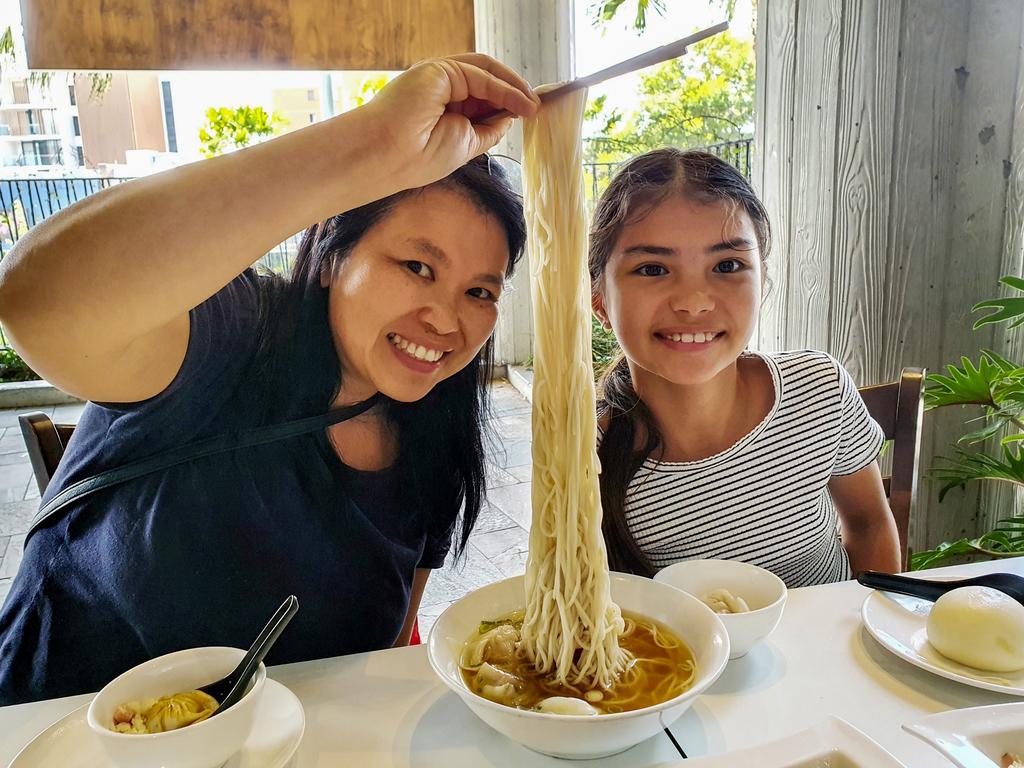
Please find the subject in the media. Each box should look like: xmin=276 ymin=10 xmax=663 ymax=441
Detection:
xmin=68 ymin=84 xmax=76 ymax=105
xmin=161 ymin=81 xmax=177 ymax=153
xmin=74 ymin=145 xmax=84 ymax=166
xmin=308 ymin=113 xmax=315 ymax=123
xmin=307 ymin=89 xmax=316 ymax=101
xmin=20 ymin=140 xmax=61 ymax=165
xmin=72 ymin=115 xmax=80 ymax=136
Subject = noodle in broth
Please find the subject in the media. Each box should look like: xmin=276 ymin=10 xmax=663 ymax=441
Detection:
xmin=461 ymin=611 xmax=696 ymax=714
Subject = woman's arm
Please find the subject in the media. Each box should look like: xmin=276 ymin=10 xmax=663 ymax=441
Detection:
xmin=394 ymin=568 xmax=431 ymax=647
xmin=0 ymin=55 xmax=538 ymax=404
xmin=829 ymin=462 xmax=902 ymax=575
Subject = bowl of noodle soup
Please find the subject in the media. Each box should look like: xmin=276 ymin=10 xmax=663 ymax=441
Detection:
xmin=428 ymin=572 xmax=730 ymax=759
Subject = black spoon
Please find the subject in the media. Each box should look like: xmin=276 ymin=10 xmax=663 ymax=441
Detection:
xmin=858 ymin=571 xmax=1024 ymax=607
xmin=199 ymin=595 xmax=299 ymax=713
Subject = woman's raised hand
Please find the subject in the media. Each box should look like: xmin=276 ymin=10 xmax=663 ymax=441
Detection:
xmin=365 ymin=54 xmax=540 ymax=190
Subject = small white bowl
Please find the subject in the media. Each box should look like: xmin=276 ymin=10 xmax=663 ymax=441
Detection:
xmin=428 ymin=572 xmax=730 ymax=760
xmin=655 ymin=559 xmax=787 ymax=659
xmin=86 ymin=646 xmax=266 ymax=768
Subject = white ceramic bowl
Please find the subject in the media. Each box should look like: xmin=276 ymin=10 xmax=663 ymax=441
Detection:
xmin=655 ymin=559 xmax=787 ymax=659
xmin=86 ymin=646 xmax=266 ymax=768
xmin=428 ymin=572 xmax=730 ymax=759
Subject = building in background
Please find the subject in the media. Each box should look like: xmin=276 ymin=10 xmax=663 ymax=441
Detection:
xmin=74 ymin=72 xmax=166 ymax=169
xmin=0 ymin=74 xmax=79 ymax=171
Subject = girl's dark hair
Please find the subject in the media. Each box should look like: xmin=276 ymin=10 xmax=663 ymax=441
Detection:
xmin=249 ymin=155 xmax=525 ymax=560
xmin=589 ymin=149 xmax=772 ymax=576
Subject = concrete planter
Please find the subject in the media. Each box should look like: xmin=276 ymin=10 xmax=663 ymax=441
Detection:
xmin=0 ymin=380 xmax=82 ymax=409
xmin=507 ymin=365 xmax=533 ymax=403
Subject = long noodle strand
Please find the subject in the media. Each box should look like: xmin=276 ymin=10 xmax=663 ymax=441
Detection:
xmin=518 ymin=89 xmax=628 ymax=690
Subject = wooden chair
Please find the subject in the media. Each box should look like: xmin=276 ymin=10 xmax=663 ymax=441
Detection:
xmin=18 ymin=411 xmax=75 ymax=496
xmin=857 ymin=368 xmax=927 ymax=570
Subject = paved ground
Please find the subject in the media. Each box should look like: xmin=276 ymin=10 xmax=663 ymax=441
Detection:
xmin=0 ymin=382 xmax=534 ymax=635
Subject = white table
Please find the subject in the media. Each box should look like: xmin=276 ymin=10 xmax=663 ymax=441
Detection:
xmin=2 ymin=558 xmax=1019 ymax=766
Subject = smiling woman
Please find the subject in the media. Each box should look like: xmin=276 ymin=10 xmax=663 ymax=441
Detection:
xmin=0 ymin=54 xmax=540 ymax=705
xmin=590 ymin=148 xmax=902 ymax=588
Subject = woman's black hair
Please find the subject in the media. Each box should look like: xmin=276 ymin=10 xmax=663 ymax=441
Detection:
xmin=247 ymin=155 xmax=525 ymax=560
xmin=589 ymin=149 xmax=772 ymax=576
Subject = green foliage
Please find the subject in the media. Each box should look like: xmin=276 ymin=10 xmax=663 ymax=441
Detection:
xmin=198 ymin=106 xmax=287 ymax=158
xmin=914 ymin=274 xmax=1024 ymax=568
xmin=592 ymin=0 xmax=667 ymax=32
xmin=352 ymin=75 xmax=392 ymax=108
xmin=583 ymin=31 xmax=754 ymax=163
xmin=588 ymin=0 xmax=740 ymax=33
xmin=910 ymin=515 xmax=1024 ymax=570
xmin=973 ymin=276 xmax=1024 ymax=330
xmin=592 ymin=316 xmax=621 ymax=377
xmin=0 ymin=346 xmax=39 ymax=382
xmin=0 ymin=26 xmax=111 ymax=102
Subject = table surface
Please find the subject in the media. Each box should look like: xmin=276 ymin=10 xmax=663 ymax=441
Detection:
xmin=3 ymin=558 xmax=1019 ymax=767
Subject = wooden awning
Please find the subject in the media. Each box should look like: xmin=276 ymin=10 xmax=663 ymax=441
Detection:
xmin=20 ymin=0 xmax=475 ymax=70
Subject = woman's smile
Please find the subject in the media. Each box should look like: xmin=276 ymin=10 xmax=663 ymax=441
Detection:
xmin=387 ymin=332 xmax=450 ymax=371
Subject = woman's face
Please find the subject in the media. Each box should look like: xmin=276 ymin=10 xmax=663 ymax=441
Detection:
xmin=325 ymin=186 xmax=510 ymax=403
xmin=593 ymin=196 xmax=763 ymax=390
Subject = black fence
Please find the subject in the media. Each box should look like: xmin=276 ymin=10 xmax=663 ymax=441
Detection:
xmin=583 ymin=137 xmax=753 ymax=205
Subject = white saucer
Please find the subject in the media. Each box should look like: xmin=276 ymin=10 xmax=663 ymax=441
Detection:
xmin=903 ymin=701 xmax=1024 ymax=768
xmin=7 ymin=678 xmax=304 ymax=768
xmin=861 ymin=589 xmax=1024 ymax=696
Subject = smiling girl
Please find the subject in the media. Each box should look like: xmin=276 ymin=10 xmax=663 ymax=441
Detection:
xmin=591 ymin=149 xmax=901 ymax=587
xmin=0 ymin=55 xmax=539 ymax=704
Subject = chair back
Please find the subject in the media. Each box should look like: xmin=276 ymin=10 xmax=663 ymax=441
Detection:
xmin=857 ymin=368 xmax=926 ymax=569
xmin=18 ymin=411 xmax=75 ymax=496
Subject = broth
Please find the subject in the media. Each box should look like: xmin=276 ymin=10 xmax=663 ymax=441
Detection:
xmin=459 ymin=610 xmax=696 ymax=714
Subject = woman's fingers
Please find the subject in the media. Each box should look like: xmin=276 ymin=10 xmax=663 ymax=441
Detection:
xmin=447 ymin=53 xmax=541 ymax=107
xmin=436 ymin=59 xmax=539 ymax=119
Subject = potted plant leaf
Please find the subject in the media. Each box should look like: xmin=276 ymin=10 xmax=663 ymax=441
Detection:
xmin=913 ymin=276 xmax=1024 ymax=569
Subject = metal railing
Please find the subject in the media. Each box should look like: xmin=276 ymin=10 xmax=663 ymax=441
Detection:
xmin=583 ymin=137 xmax=753 ymax=204
xmin=0 ymin=135 xmax=754 ymax=303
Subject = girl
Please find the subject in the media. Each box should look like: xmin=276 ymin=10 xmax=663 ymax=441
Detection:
xmin=0 ymin=55 xmax=540 ymax=704
xmin=591 ymin=149 xmax=901 ymax=587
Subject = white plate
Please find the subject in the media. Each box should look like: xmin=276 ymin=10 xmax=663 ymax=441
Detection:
xmin=660 ymin=716 xmax=906 ymax=766
xmin=7 ymin=678 xmax=304 ymax=768
xmin=861 ymin=589 xmax=1024 ymax=696
xmin=903 ymin=702 xmax=1024 ymax=768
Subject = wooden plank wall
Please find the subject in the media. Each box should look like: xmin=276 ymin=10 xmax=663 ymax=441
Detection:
xmin=756 ymin=0 xmax=1024 ymax=552
xmin=475 ymin=0 xmax=573 ymax=366
xmin=21 ymin=0 xmax=475 ymax=70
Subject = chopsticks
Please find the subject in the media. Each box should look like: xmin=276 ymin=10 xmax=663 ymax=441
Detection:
xmin=482 ymin=21 xmax=729 ymax=121
xmin=539 ymin=21 xmax=729 ymax=105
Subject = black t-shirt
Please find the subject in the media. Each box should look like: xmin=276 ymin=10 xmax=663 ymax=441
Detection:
xmin=0 ymin=272 xmax=452 ymax=704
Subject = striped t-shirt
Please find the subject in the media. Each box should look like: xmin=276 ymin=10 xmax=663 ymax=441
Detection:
xmin=620 ymin=350 xmax=884 ymax=588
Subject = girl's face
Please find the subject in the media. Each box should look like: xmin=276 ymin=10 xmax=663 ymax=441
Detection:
xmin=325 ymin=186 xmax=510 ymax=403
xmin=593 ymin=196 xmax=763 ymax=390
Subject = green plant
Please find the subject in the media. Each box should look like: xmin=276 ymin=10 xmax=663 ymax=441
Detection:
xmin=0 ymin=346 xmax=40 ymax=382
xmin=0 ymin=26 xmax=112 ymax=101
xmin=911 ymin=275 xmax=1024 ymax=569
xmin=592 ymin=316 xmax=620 ymax=377
xmin=198 ymin=106 xmax=287 ymax=158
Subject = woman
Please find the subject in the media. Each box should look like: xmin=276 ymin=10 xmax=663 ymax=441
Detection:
xmin=0 ymin=55 xmax=540 ymax=704
xmin=590 ymin=149 xmax=901 ymax=586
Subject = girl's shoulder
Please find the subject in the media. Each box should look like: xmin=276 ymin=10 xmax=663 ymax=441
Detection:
xmin=754 ymin=349 xmax=850 ymax=401
xmin=758 ymin=348 xmax=845 ymax=380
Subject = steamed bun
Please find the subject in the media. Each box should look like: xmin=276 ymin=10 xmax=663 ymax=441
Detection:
xmin=926 ymin=586 xmax=1024 ymax=673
